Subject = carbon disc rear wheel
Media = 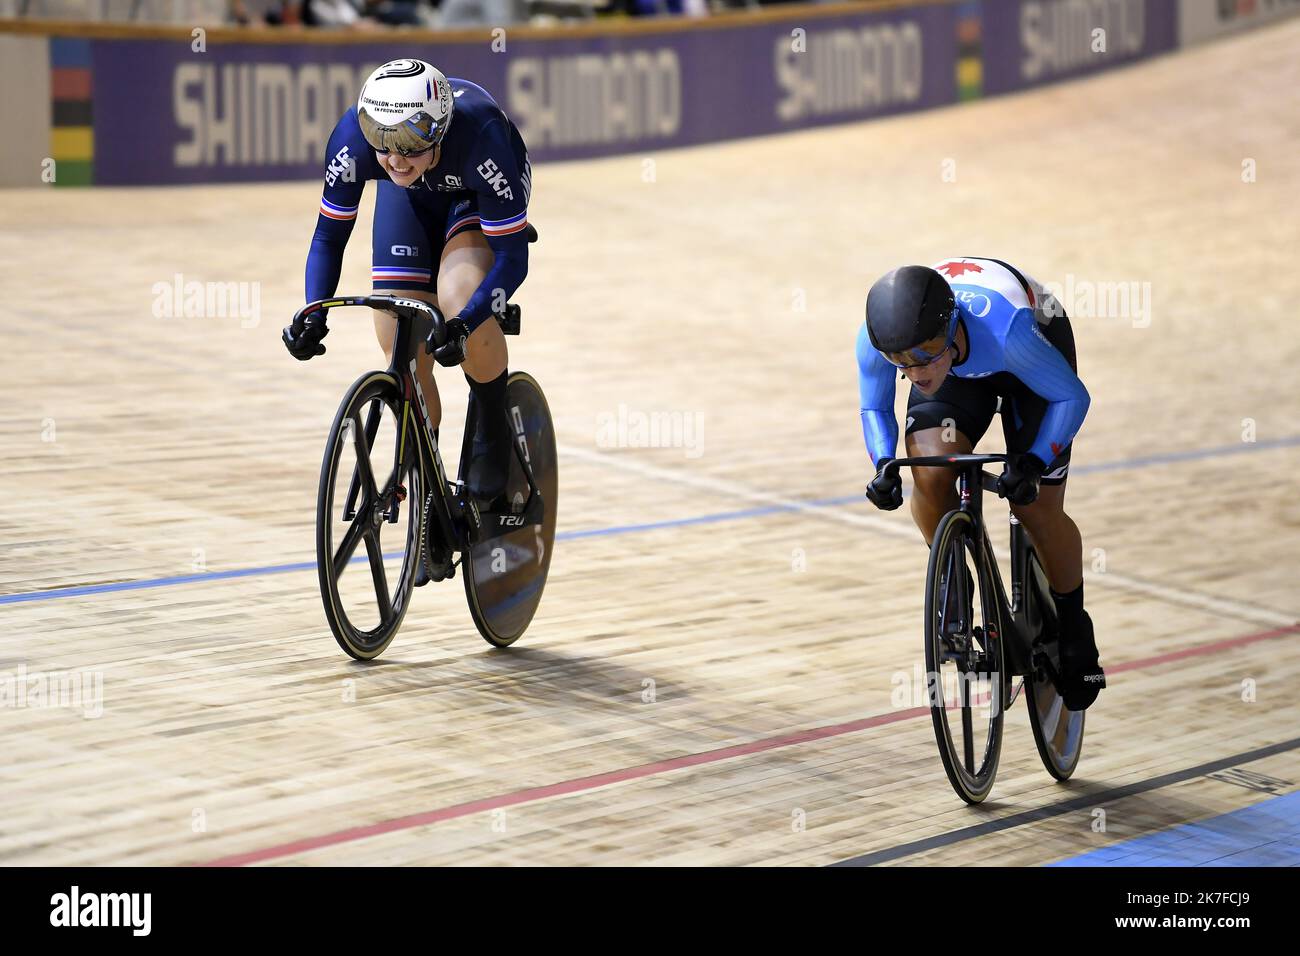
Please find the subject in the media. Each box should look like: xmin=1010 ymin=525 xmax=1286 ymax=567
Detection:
xmin=1024 ymin=549 xmax=1085 ymax=780
xmin=462 ymin=371 xmax=557 ymax=648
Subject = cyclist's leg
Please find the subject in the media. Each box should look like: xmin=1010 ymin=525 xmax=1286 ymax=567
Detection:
xmin=1004 ymin=403 xmax=1084 ymax=617
xmin=1007 ymin=479 xmax=1080 ymax=593
xmin=370 ymin=292 xmax=441 ymax=429
xmin=904 ymin=428 xmax=971 ymax=541
xmin=371 ymin=180 xmax=441 ymax=429
xmin=436 ymin=200 xmax=512 ymax=504
xmin=436 ymin=222 xmax=507 ymax=381
xmin=904 ymin=376 xmax=998 ymax=543
xmin=1002 ymin=313 xmax=1103 ymax=706
xmin=1001 ymin=307 xmax=1081 ymax=594
xmin=1014 ymin=468 xmax=1102 ymax=706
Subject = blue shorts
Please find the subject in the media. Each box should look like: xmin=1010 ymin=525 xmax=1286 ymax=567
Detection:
xmin=371 ymin=179 xmax=482 ymax=293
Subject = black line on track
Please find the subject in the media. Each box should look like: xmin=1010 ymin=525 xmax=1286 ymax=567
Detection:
xmin=830 ymin=736 xmax=1300 ymax=867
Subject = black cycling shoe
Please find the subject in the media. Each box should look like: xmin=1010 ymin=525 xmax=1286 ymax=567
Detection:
xmin=466 ymin=428 xmax=512 ymax=511
xmin=1057 ymin=610 xmax=1106 ymax=710
xmin=476 ymin=492 xmax=510 ymax=515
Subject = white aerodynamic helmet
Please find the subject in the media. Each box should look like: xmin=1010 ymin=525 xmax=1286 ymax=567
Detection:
xmin=357 ymin=58 xmax=454 ymax=156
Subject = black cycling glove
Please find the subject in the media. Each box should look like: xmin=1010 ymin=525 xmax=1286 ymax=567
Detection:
xmin=865 ymin=458 xmax=903 ymax=511
xmin=996 ymin=453 xmax=1045 ymax=506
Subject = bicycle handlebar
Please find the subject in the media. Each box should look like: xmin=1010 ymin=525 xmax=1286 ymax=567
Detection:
xmin=882 ymin=453 xmax=1008 ymax=493
xmin=290 ymin=294 xmax=449 ymax=348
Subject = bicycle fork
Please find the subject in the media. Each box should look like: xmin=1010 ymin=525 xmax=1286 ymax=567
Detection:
xmin=341 ymin=398 xmax=407 ymax=525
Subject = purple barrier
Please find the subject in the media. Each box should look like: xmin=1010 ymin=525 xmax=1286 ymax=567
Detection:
xmin=981 ymin=0 xmax=1178 ymax=94
xmin=83 ymin=0 xmax=1181 ymax=185
xmin=91 ymin=7 xmax=958 ymax=185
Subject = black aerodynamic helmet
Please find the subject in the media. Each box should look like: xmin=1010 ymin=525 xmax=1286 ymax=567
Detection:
xmin=865 ymin=265 xmax=956 ymax=354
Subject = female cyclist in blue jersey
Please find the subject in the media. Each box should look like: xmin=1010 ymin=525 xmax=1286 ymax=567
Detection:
xmin=856 ymin=257 xmax=1106 ymax=710
xmin=283 ymin=58 xmax=535 ymax=518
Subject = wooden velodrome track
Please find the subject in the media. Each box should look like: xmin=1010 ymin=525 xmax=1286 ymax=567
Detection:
xmin=2 ymin=22 xmax=1298 ymax=867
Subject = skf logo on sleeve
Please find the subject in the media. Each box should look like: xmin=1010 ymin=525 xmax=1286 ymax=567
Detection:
xmin=476 ymin=158 xmax=514 ymax=201
xmin=325 ymin=146 xmax=354 ymax=187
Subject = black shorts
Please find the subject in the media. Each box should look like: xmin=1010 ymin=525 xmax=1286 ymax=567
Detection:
xmin=905 ymin=308 xmax=1077 ymax=485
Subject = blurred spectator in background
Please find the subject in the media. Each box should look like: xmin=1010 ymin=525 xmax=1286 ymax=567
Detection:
xmin=605 ymin=0 xmax=711 ymax=17
xmin=229 ymin=0 xmax=440 ymax=27
xmin=303 ymin=0 xmax=371 ymax=26
xmin=362 ymin=0 xmax=429 ymax=25
xmin=304 ymin=0 xmax=431 ymax=27
xmin=439 ymin=0 xmax=516 ymax=27
xmin=636 ymin=0 xmax=706 ymax=14
xmin=230 ymin=0 xmax=303 ymax=25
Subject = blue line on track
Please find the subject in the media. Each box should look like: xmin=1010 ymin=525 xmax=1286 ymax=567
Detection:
xmin=3 ymin=435 xmax=1298 ymax=607
xmin=1050 ymin=790 xmax=1300 ymax=867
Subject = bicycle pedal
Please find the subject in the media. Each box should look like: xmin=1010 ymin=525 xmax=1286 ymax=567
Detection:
xmin=384 ymin=484 xmax=408 ymax=523
xmin=419 ymin=549 xmax=454 ymax=584
xmin=1033 ymin=650 xmax=1063 ymax=688
xmin=939 ymin=633 xmax=969 ymax=662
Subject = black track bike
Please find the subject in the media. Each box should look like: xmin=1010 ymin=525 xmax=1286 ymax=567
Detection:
xmin=290 ymin=295 xmax=558 ymax=660
xmin=882 ymin=454 xmax=1084 ymax=803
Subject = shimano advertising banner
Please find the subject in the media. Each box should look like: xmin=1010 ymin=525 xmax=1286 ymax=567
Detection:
xmin=980 ymin=0 xmax=1179 ymax=95
xmin=11 ymin=0 xmax=1264 ymax=186
xmin=89 ymin=5 xmax=957 ymax=185
xmin=1178 ymin=0 xmax=1300 ymax=45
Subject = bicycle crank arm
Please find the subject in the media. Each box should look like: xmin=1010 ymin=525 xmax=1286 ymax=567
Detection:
xmin=1006 ymin=678 xmax=1025 ymax=711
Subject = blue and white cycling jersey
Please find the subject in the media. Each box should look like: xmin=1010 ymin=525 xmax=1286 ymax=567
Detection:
xmin=856 ymin=257 xmax=1091 ymax=468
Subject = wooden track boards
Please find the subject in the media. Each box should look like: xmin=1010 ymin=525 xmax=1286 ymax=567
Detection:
xmin=0 ymin=21 xmax=1297 ymax=865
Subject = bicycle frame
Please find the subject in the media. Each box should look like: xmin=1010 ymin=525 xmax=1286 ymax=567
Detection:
xmin=885 ymin=454 xmax=1042 ymax=676
xmin=883 ymin=453 xmax=1084 ymax=794
xmin=291 ymin=294 xmax=544 ymax=554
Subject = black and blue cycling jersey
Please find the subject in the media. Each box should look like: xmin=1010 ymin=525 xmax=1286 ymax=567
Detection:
xmin=856 ymin=256 xmax=1091 ymax=470
xmin=305 ymin=78 xmax=532 ymax=331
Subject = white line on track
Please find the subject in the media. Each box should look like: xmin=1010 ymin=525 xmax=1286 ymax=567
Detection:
xmin=558 ymin=443 xmax=1298 ymax=630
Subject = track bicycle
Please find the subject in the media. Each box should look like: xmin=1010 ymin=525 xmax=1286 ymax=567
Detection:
xmin=882 ymin=454 xmax=1085 ymax=803
xmin=289 ymin=294 xmax=558 ymax=660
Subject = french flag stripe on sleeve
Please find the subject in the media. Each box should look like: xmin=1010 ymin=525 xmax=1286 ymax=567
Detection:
xmin=480 ymin=210 xmax=528 ymax=237
xmin=320 ymin=198 xmax=359 ymax=220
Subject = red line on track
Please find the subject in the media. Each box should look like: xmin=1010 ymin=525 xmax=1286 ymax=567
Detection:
xmin=201 ymin=621 xmax=1299 ymax=866
xmin=1106 ymin=623 xmax=1299 ymax=673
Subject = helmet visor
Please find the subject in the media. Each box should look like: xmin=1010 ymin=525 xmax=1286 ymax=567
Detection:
xmin=885 ymin=307 xmax=960 ymax=369
xmin=358 ymin=108 xmax=445 ymax=157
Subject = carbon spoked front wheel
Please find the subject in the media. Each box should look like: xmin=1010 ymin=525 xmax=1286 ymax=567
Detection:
xmin=1023 ymin=549 xmax=1085 ymax=780
xmin=924 ymin=510 xmax=1005 ymax=804
xmin=316 ymin=371 xmax=423 ymax=661
xmin=463 ymin=371 xmax=558 ymax=648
